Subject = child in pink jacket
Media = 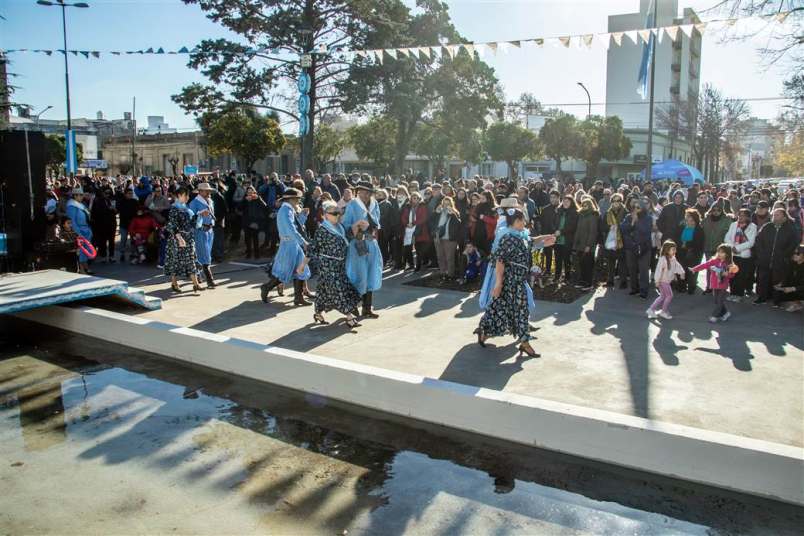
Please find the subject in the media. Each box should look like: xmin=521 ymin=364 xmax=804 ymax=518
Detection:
xmin=692 ymin=244 xmax=739 ymax=323
xmin=647 ymin=240 xmax=686 ymax=319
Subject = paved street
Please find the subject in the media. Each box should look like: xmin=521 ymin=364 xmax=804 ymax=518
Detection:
xmin=87 ymin=260 xmax=804 ymax=448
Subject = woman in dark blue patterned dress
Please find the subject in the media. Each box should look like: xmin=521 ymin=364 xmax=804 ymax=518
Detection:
xmin=309 ymin=201 xmax=362 ymax=328
xmin=475 ymin=208 xmax=538 ymax=357
xmin=164 ymin=187 xmax=204 ymax=293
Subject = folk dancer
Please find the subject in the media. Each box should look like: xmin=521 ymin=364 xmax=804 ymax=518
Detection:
xmin=189 ymin=182 xmax=217 ymax=288
xmin=342 ymin=181 xmax=383 ymax=318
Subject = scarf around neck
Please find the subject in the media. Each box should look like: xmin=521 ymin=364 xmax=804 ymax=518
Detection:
xmin=321 ymin=219 xmax=348 ymax=245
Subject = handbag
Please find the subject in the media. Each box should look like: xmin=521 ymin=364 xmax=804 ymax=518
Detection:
xmin=605 ymin=225 xmax=618 ymax=250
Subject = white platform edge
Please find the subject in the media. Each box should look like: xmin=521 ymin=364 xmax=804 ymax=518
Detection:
xmin=12 ymin=304 xmax=804 ymax=506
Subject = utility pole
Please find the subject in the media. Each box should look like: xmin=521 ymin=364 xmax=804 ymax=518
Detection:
xmin=645 ymin=1 xmax=658 ymax=183
xmin=130 ymin=96 xmax=136 ymax=176
xmin=577 ymin=82 xmax=591 ymax=119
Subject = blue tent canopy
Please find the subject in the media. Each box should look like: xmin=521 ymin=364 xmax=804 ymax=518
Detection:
xmin=640 ymin=159 xmax=704 ymax=186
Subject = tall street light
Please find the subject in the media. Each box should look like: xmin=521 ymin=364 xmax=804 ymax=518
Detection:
xmin=577 ymin=82 xmax=591 ymax=119
xmin=34 ymin=105 xmax=53 ymax=129
xmin=37 ymin=0 xmax=89 ymax=174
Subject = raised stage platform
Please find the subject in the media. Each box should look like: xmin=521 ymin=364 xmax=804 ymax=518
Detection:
xmin=0 ymin=270 xmax=161 ymax=314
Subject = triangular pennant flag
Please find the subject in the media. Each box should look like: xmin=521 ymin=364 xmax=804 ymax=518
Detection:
xmin=45 ymin=50 xmax=53 ymax=56
xmin=71 ymin=50 xmax=78 ymax=56
xmin=625 ymin=30 xmax=639 ymax=45
xmin=612 ymin=32 xmax=624 ymax=46
xmin=408 ymin=47 xmax=419 ymax=59
xmin=559 ymin=36 xmax=571 ymax=47
xmin=91 ymin=51 xmax=100 ymax=58
xmin=582 ymin=34 xmax=594 ymax=48
xmin=463 ymin=43 xmax=475 ymax=56
xmin=776 ymin=12 xmax=790 ymax=23
xmin=145 ymin=47 xmax=154 ymax=53
xmin=80 ymin=51 xmax=89 ymax=58
xmin=399 ymin=48 xmax=411 ymax=58
xmin=156 ymin=47 xmax=165 ymax=54
xmin=444 ymin=45 xmax=456 ymax=59
xmin=657 ymin=27 xmax=665 ymax=44
xmin=665 ymin=26 xmax=679 ymax=42
xmin=373 ymin=50 xmax=383 ymax=64
xmin=487 ymin=42 xmax=498 ymax=54
xmin=385 ymin=49 xmax=397 ymax=59
xmin=474 ymin=43 xmax=485 ymax=58
xmin=419 ymin=46 xmax=431 ymax=59
xmin=679 ymin=24 xmax=694 ymax=38
xmin=638 ymin=29 xmax=652 ymax=44
xmin=510 ymin=40 xmax=521 ymax=48
xmin=430 ymin=46 xmax=441 ymax=59
xmin=111 ymin=51 xmax=121 ymax=55
xmin=498 ymin=42 xmax=510 ymax=54
xmin=596 ymin=33 xmax=611 ymax=50
xmin=533 ymin=38 xmax=544 ymax=48
xmin=694 ymin=22 xmax=707 ymax=35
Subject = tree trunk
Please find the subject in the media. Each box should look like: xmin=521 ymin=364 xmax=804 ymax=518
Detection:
xmin=394 ymin=119 xmax=413 ymax=176
xmin=555 ymin=157 xmax=562 ymax=172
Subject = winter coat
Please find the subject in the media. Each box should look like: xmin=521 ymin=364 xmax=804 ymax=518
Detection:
xmin=754 ymin=220 xmax=798 ymax=271
xmin=692 ymin=257 xmax=737 ymax=291
xmin=620 ymin=212 xmax=653 ymax=254
xmin=540 ymin=203 xmax=560 ymax=235
xmin=400 ymin=203 xmax=430 ymax=243
xmin=677 ymin=225 xmax=704 ymax=266
xmin=573 ymin=208 xmax=599 ymax=252
xmin=724 ymin=221 xmax=757 ymax=259
xmin=702 ymin=215 xmax=733 ymax=254
xmin=654 ymin=255 xmax=686 ymax=284
xmin=242 ymin=197 xmax=267 ymax=228
xmin=657 ymin=202 xmax=688 ymax=243
xmin=555 ymin=206 xmax=578 ymax=247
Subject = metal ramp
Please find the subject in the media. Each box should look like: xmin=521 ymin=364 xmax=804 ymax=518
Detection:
xmin=0 ymin=270 xmax=161 ymax=315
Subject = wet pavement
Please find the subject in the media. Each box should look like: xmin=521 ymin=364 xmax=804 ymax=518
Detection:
xmin=1 ymin=330 xmax=803 ymax=535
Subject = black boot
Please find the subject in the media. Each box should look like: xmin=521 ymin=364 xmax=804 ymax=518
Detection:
xmin=261 ymin=276 xmax=280 ymax=303
xmin=203 ymin=265 xmax=216 ymax=289
xmin=362 ymin=292 xmax=379 ymax=319
xmin=294 ymin=279 xmax=311 ymax=306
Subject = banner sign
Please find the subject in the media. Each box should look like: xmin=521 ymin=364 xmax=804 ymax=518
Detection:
xmin=183 ymin=165 xmax=198 ymax=175
xmin=65 ymin=129 xmax=77 ymax=174
xmin=81 ymin=159 xmax=108 ymax=169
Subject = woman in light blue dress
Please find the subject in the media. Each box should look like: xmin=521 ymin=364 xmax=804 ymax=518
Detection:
xmin=65 ymin=187 xmax=93 ymax=274
xmin=260 ymin=188 xmax=312 ymax=306
xmin=342 ymin=182 xmax=383 ymax=318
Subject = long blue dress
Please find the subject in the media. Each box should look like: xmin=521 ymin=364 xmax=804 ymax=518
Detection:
xmin=66 ymin=199 xmax=92 ymax=263
xmin=188 ymin=194 xmax=214 ymax=265
xmin=271 ymin=202 xmax=311 ymax=285
xmin=342 ymin=198 xmax=383 ymax=295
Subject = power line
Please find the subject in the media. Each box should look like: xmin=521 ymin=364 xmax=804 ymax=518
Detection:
xmin=507 ymin=96 xmax=797 ymax=108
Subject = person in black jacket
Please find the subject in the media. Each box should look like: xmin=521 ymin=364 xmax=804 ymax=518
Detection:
xmin=553 ymin=195 xmax=579 ymax=283
xmin=241 ymin=186 xmax=267 ymax=259
xmin=677 ymin=209 xmax=705 ymax=294
xmin=376 ymin=189 xmax=398 ymax=266
xmin=539 ymin=190 xmax=561 ymax=277
xmin=434 ymin=196 xmax=462 ymax=279
xmin=620 ymin=198 xmax=654 ymax=298
xmin=773 ymin=245 xmax=804 ymax=311
xmin=755 ymin=208 xmax=799 ymax=304
xmin=657 ymin=190 xmax=688 ymax=244
xmin=91 ymin=187 xmax=117 ymax=263
xmin=117 ymin=187 xmax=140 ymax=262
xmin=210 ymin=183 xmax=229 ymax=262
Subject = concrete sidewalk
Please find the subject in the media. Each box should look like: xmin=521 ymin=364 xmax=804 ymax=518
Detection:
xmin=86 ymin=259 xmax=804 ymax=448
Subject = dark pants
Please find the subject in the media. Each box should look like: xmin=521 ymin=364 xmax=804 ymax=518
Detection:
xmin=578 ymin=250 xmax=595 ymax=287
xmin=542 ymin=246 xmax=554 ymax=275
xmin=554 ymin=244 xmax=572 ymax=281
xmin=774 ymin=288 xmax=804 ymax=305
xmin=402 ymin=245 xmax=415 ymax=269
xmin=262 ymin=216 xmax=279 ymax=255
xmin=712 ymin=289 xmax=728 ymax=318
xmin=378 ymin=228 xmax=394 ymax=265
xmin=244 ymin=227 xmax=259 ymax=257
xmin=731 ymin=256 xmax=754 ymax=297
xmin=626 ymin=249 xmax=651 ymax=297
xmin=212 ymin=226 xmax=225 ymax=261
xmin=94 ymin=225 xmax=116 ymax=258
xmin=605 ymin=248 xmax=625 ymax=285
xmin=414 ymin=241 xmax=433 ymax=270
xmin=229 ymin=213 xmax=242 ymax=245
xmin=681 ymin=252 xmax=702 ymax=294
xmin=756 ymin=264 xmax=788 ymax=301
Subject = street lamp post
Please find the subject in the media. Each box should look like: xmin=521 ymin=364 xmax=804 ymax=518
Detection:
xmin=576 ymin=82 xmax=591 ymax=119
xmin=34 ymin=105 xmax=53 ymax=130
xmin=37 ymin=0 xmax=89 ymax=175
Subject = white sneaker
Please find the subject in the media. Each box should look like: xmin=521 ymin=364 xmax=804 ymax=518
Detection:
xmin=657 ymin=310 xmax=673 ymax=320
xmin=720 ymin=311 xmax=731 ymax=322
xmin=646 ymin=308 xmax=657 ymax=319
xmin=708 ymin=316 xmax=718 ymax=323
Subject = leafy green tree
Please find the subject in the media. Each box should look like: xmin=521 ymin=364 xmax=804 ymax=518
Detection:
xmin=483 ymin=122 xmax=541 ymax=179
xmin=348 ymin=116 xmax=397 ymax=173
xmin=455 ymin=128 xmax=483 ymax=166
xmin=314 ymin=122 xmax=347 ymax=172
xmin=200 ymin=107 xmax=285 ymax=172
xmin=413 ymin=120 xmax=454 ymax=174
xmin=577 ymin=115 xmax=632 ymax=179
xmin=539 ymin=113 xmax=582 ymax=173
xmin=338 ymin=0 xmax=502 ymax=174
xmin=173 ymin=0 xmax=394 ymax=166
xmin=44 ymin=135 xmax=83 ymax=176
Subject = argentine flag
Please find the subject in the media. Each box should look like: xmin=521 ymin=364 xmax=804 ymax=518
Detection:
xmin=637 ymin=0 xmax=657 ymax=100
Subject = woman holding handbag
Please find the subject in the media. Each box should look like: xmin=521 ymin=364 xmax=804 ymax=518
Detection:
xmin=164 ymin=187 xmax=205 ymax=293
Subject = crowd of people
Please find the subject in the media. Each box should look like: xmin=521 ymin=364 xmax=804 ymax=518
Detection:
xmin=41 ymin=169 xmax=804 ymax=342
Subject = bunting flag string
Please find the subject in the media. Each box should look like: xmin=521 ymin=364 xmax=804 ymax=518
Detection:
xmin=0 ymin=10 xmax=794 ymax=63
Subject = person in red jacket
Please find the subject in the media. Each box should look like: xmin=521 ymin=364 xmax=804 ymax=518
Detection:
xmin=128 ymin=206 xmax=158 ymax=264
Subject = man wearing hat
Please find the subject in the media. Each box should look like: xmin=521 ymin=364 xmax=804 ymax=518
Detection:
xmin=189 ymin=182 xmax=216 ymax=288
xmin=260 ymin=188 xmax=312 ymax=305
xmin=66 ymin=187 xmax=94 ymax=274
xmin=342 ymin=181 xmax=383 ymax=318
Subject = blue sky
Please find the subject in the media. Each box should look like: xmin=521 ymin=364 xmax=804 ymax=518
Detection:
xmin=1 ymin=0 xmax=795 ymax=130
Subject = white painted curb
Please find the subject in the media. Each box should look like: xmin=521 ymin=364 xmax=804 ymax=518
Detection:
xmin=13 ymin=305 xmax=804 ymax=506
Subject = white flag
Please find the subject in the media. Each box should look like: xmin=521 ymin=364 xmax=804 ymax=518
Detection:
xmin=419 ymin=47 xmax=431 ymax=59
xmin=397 ymin=48 xmax=409 ymax=58
xmin=679 ymin=24 xmax=694 ymax=38
xmin=638 ymin=29 xmax=652 ymax=44
xmin=597 ymin=33 xmax=611 ymax=50
xmin=385 ymin=49 xmax=397 ymax=59
xmin=664 ymin=26 xmax=679 ymax=42
xmin=611 ymin=32 xmax=624 ymax=46
xmin=694 ymin=22 xmax=707 ymax=35
xmin=559 ymin=36 xmax=571 ymax=47
xmin=625 ymin=30 xmax=639 ymax=45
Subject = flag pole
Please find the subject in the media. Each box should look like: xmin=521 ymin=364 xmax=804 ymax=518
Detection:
xmin=645 ymin=1 xmax=657 ymax=183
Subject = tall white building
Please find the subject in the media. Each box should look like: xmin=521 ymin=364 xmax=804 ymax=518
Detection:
xmin=605 ymin=0 xmax=702 ymax=131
